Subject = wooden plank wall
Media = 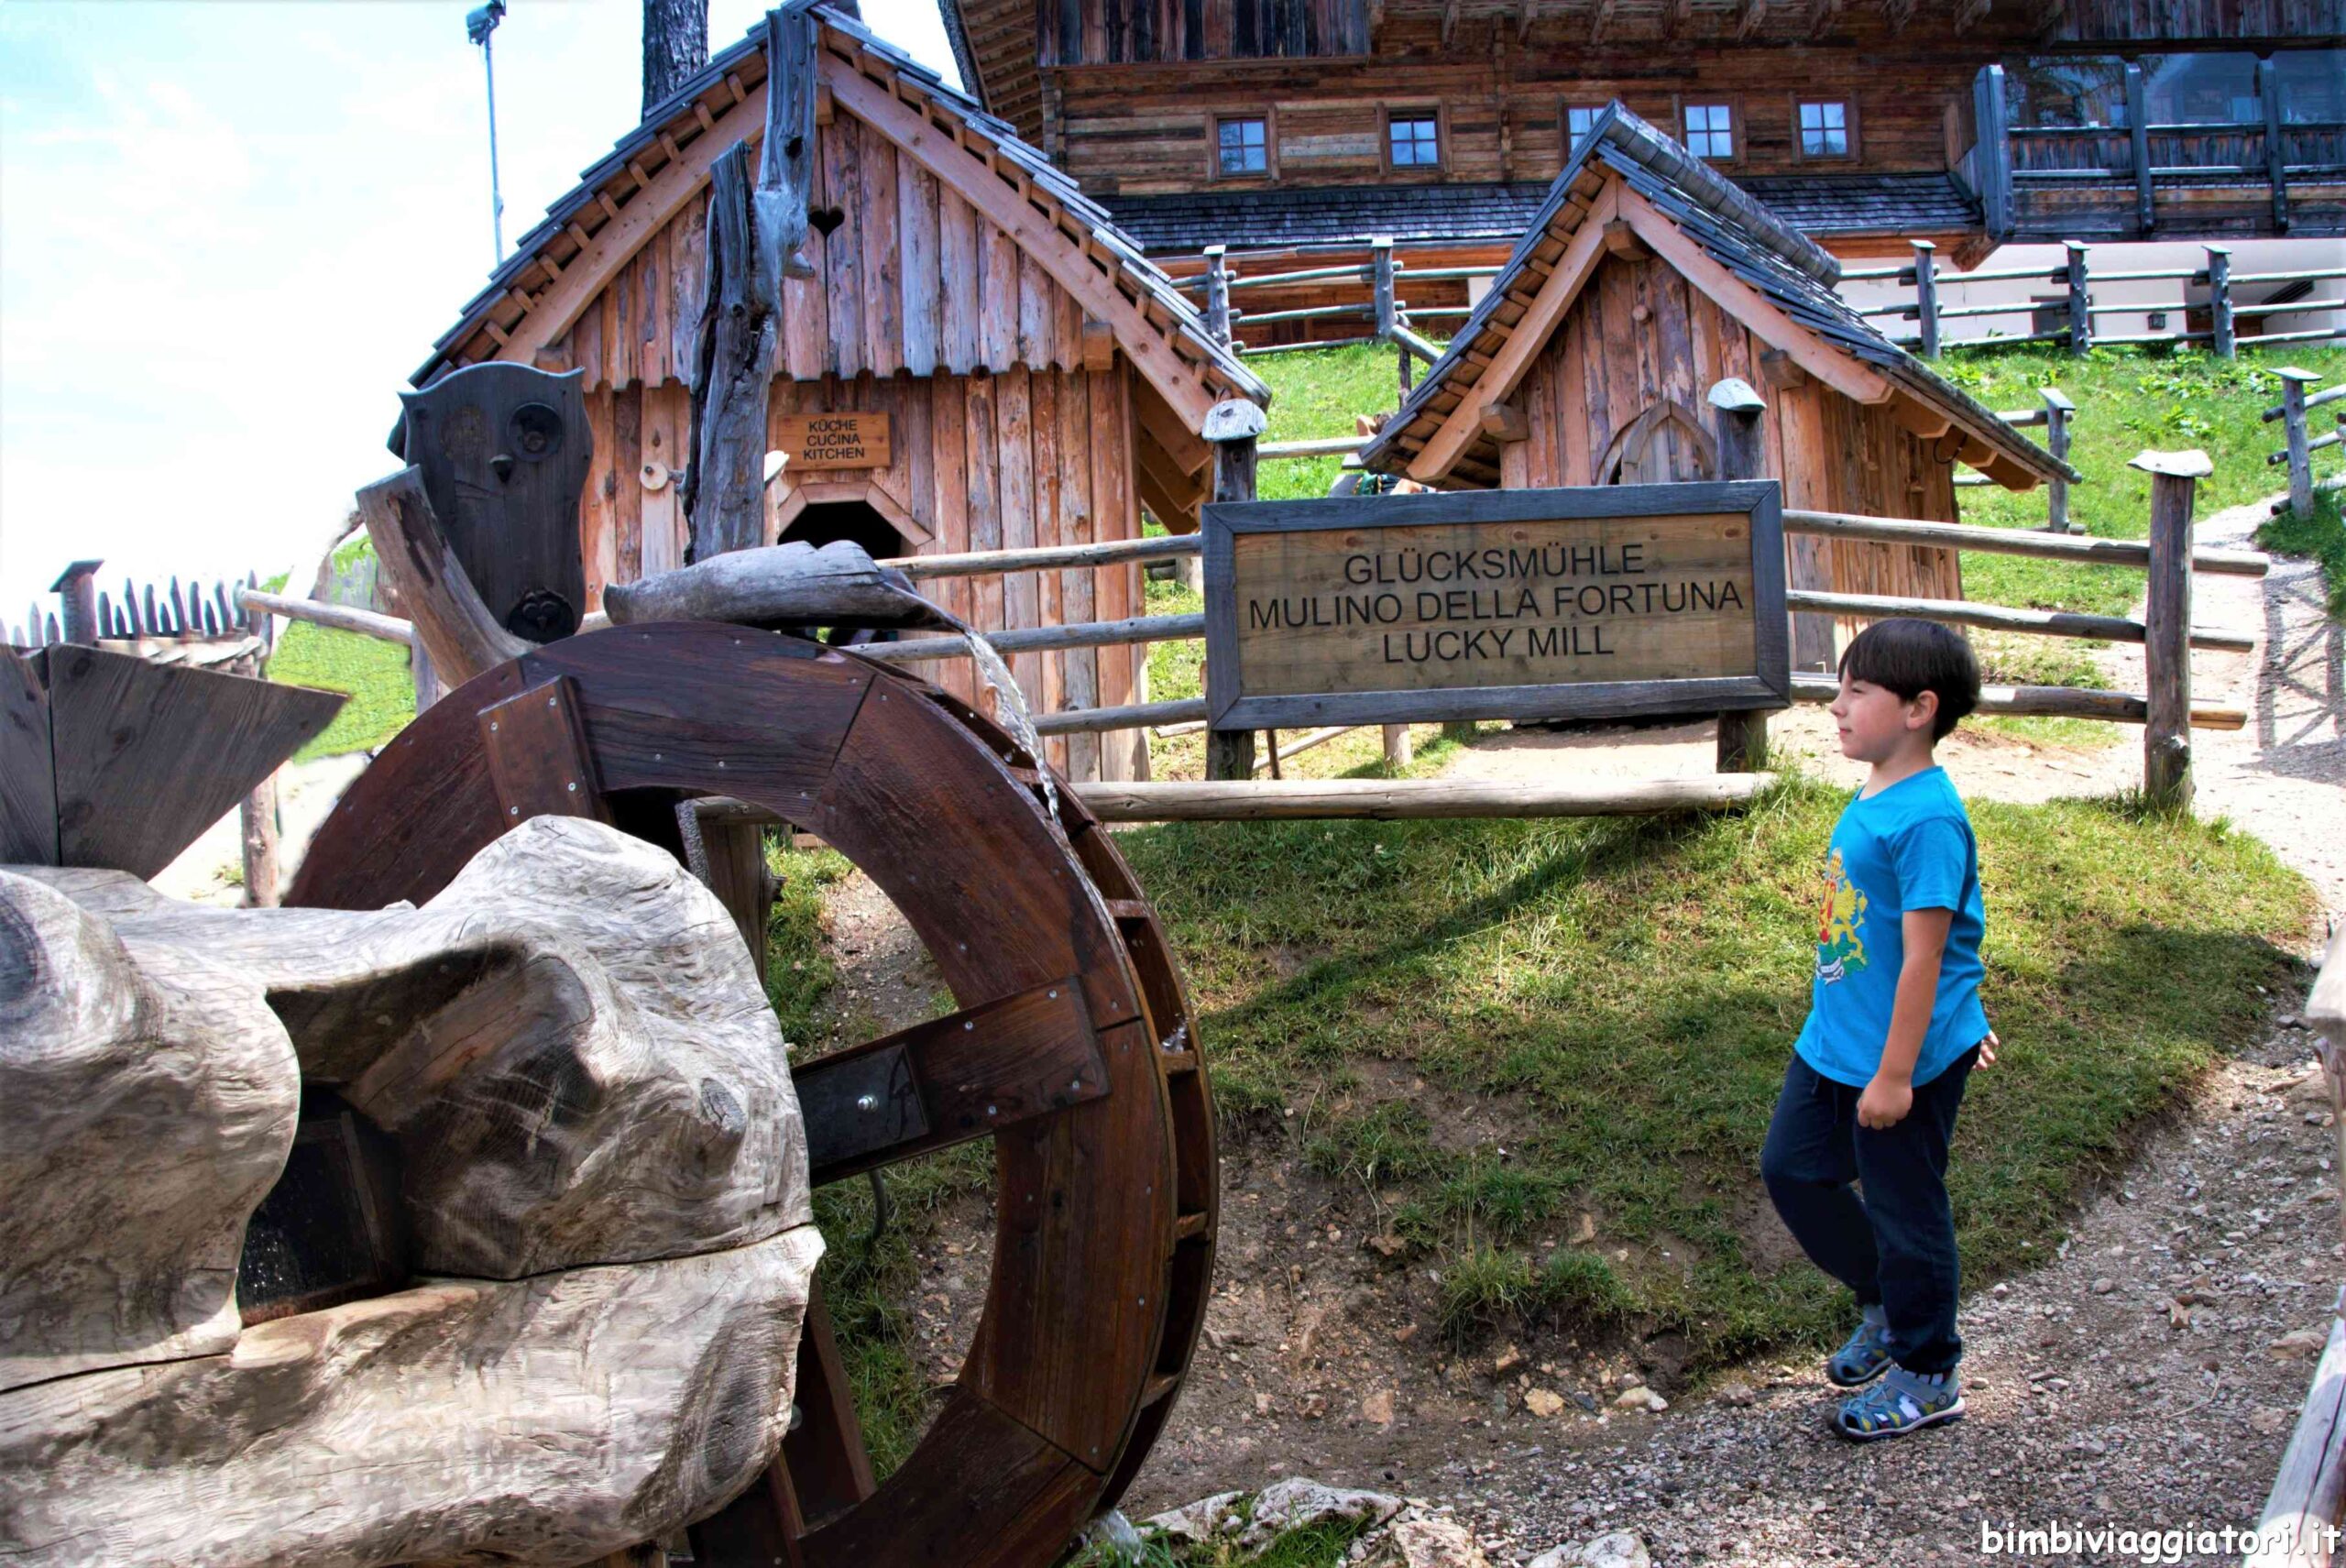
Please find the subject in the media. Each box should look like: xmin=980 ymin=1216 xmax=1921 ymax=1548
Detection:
xmin=574 ymin=365 xmax=1148 ymax=782
xmin=1038 ymin=0 xmax=1371 ymax=66
xmin=1517 ymin=253 xmax=1962 ymax=625
xmin=1052 ymin=50 xmax=1986 ymax=193
xmin=551 ymin=109 xmax=1100 ymax=395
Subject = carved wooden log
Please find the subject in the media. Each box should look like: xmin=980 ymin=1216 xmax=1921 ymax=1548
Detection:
xmin=0 ymin=871 xmax=298 ymax=1391
xmin=0 ymin=817 xmax=819 ymax=1564
xmin=0 ymin=1228 xmax=823 ymax=1567
xmin=600 ymin=540 xmax=952 ymax=632
xmin=356 ymin=465 xmax=530 ymax=688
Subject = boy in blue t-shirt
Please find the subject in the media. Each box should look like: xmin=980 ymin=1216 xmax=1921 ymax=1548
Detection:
xmin=1760 ymin=618 xmax=1997 ymax=1442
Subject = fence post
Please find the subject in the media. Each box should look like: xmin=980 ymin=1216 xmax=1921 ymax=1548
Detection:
xmin=2207 ymin=245 xmax=2235 ymax=361
xmin=1372 ymin=236 xmax=1410 ymax=401
xmin=1204 ymin=245 xmax=1233 ymax=346
xmin=2065 ymin=241 xmax=2092 ymax=356
xmin=2042 ymin=388 xmax=2075 ymax=533
xmin=2125 ymin=60 xmax=2154 ymax=236
xmin=1383 ymin=725 xmax=1413 ymax=769
xmin=2133 ymin=448 xmax=2209 ymax=811
xmin=1709 ymin=378 xmax=1772 ymax=773
xmin=1204 ymin=398 xmax=1265 ymax=782
xmin=49 ymin=561 xmax=101 ymax=646
xmin=2260 ymin=55 xmax=2291 ymax=234
xmin=239 ymin=648 xmax=282 ymax=909
xmin=2280 ymin=368 xmax=2319 ymax=516
xmin=1912 ymin=240 xmax=1941 ymax=360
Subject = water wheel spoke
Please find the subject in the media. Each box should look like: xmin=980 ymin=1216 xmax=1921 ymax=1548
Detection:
xmin=795 ymin=977 xmax=1110 ymax=1188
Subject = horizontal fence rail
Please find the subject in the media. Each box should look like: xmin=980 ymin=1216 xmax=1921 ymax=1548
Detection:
xmin=1843 ymin=238 xmax=2345 ymax=361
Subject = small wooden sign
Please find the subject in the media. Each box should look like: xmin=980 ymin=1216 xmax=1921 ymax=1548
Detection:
xmin=774 ymin=411 xmax=892 ymax=472
xmin=1202 ymin=483 xmax=1789 ymax=729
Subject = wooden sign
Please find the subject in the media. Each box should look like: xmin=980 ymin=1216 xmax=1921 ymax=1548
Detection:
xmin=773 ymin=412 xmax=892 ymax=472
xmin=1202 ymin=482 xmax=1789 ymax=729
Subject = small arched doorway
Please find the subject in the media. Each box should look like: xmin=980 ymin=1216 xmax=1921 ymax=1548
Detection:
xmin=767 ymin=479 xmax=935 ymax=644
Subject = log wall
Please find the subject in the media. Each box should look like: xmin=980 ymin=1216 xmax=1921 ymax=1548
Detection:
xmin=1052 ymin=49 xmax=1985 ymax=194
xmin=1515 ymin=252 xmax=1962 ymax=609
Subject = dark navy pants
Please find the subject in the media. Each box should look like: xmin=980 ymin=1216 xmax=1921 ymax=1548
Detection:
xmin=1759 ymin=1044 xmax=1979 ymax=1376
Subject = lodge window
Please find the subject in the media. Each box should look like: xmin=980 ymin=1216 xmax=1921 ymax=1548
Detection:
xmin=1215 ymin=115 xmax=1270 ymax=177
xmin=1683 ymin=102 xmax=1735 ymax=159
xmin=1386 ymin=110 xmax=1443 ymax=171
xmin=1798 ymin=100 xmax=1853 ymax=159
xmin=1565 ymin=104 xmax=1605 ymax=151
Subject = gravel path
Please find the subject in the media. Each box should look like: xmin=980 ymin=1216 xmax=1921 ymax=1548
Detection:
xmin=1394 ymin=495 xmax=2345 ymax=1563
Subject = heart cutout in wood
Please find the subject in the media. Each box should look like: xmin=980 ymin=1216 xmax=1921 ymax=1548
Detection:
xmin=806 ymin=205 xmax=845 ymax=236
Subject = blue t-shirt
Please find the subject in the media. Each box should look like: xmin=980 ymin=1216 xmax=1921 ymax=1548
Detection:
xmin=1794 ymin=766 xmax=1990 ymax=1089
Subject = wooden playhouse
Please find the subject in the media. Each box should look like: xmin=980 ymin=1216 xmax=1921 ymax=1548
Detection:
xmin=1359 ymin=104 xmax=2077 ymax=670
xmin=411 ymin=2 xmax=1266 ymax=780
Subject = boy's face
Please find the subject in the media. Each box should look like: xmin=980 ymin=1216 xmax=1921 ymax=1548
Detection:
xmin=1829 ymin=671 xmax=1939 ymax=763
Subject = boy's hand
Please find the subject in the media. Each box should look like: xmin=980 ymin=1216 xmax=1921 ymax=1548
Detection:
xmin=1858 ymin=1073 xmax=1913 ymax=1129
xmin=1975 ymin=1030 xmax=1999 ymax=1069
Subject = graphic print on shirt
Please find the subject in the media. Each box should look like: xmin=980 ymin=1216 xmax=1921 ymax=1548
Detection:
xmin=1814 ymin=847 xmax=1869 ymax=983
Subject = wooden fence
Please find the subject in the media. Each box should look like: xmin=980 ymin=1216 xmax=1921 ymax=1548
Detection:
xmin=2268 ymin=369 xmax=2346 ymax=516
xmin=188 ymin=448 xmax=2266 ymax=822
xmin=1840 ymin=240 xmax=2346 ymax=359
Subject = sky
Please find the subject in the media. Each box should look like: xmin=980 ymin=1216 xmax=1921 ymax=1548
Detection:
xmin=0 ymin=0 xmax=960 ymax=631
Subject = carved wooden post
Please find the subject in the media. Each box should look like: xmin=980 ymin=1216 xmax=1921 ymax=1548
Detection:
xmin=1203 ymin=245 xmax=1233 ymax=346
xmin=2065 ymin=241 xmax=2092 ymax=356
xmin=1709 ymin=378 xmax=1772 ymax=773
xmin=2261 ymin=55 xmax=2291 ymax=234
xmin=2279 ymin=369 xmax=2319 ymax=517
xmin=2207 ymin=246 xmax=2235 ymax=361
xmin=2041 ymin=388 xmax=2075 ymax=533
xmin=1204 ymin=398 xmax=1265 ymax=782
xmin=2134 ymin=448 xmax=2209 ymax=812
xmin=1911 ymin=240 xmax=1941 ymax=360
xmin=2125 ymin=61 xmax=2154 ymax=236
xmin=49 ymin=561 xmax=100 ymax=646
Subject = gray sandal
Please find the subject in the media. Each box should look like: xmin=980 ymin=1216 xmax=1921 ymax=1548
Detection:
xmin=1826 ymin=1307 xmax=1892 ymax=1387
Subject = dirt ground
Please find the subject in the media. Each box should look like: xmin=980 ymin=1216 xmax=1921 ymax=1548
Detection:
xmin=788 ymin=494 xmax=2344 ymax=1561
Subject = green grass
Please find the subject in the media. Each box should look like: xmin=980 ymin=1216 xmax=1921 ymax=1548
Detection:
xmin=2258 ymin=487 xmax=2346 ymax=621
xmin=1064 ymin=1508 xmax=1382 ymax=1568
xmin=265 ymin=620 xmax=415 ymax=760
xmin=1108 ymin=773 xmax=2311 ymax=1372
xmin=1936 ymin=345 xmax=2346 ymax=684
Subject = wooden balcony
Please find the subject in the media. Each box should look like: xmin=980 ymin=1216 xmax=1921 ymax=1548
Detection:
xmin=1971 ymin=60 xmax=2346 ymax=243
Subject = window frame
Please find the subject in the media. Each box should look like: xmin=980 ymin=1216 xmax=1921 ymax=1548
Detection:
xmin=1562 ymin=103 xmax=1609 ymax=155
xmin=1676 ymin=96 xmax=1741 ymax=164
xmin=1380 ymin=104 xmax=1448 ymax=176
xmin=1209 ymin=111 xmax=1277 ymax=182
xmin=1792 ymin=96 xmax=1858 ymax=162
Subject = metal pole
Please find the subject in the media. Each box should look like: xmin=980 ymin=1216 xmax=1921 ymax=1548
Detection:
xmin=484 ymin=33 xmax=504 ymax=262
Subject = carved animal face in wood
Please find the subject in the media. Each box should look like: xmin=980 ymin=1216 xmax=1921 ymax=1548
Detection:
xmin=398 ymin=363 xmax=592 ymax=644
xmin=0 ymin=817 xmax=819 ymax=1567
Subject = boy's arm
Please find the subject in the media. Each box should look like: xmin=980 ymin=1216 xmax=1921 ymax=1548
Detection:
xmin=1857 ymin=907 xmax=1953 ymax=1130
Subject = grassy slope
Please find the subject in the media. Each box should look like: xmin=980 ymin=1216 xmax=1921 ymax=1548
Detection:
xmin=265 ymin=621 xmax=415 ymax=761
xmin=2258 ymin=488 xmax=2346 ymax=620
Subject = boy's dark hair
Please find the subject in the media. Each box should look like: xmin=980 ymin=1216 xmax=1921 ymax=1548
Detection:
xmin=1836 ymin=618 xmax=1980 ymax=740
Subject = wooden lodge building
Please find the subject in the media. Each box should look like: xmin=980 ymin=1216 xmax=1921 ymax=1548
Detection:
xmin=414 ymin=3 xmax=1268 ymax=782
xmin=937 ymin=0 xmax=2341 ymax=335
xmin=1358 ymin=104 xmax=2078 ymax=668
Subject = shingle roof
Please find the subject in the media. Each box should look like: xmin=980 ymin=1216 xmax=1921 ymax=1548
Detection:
xmin=415 ymin=1 xmax=1265 ymax=410
xmin=1104 ymin=173 xmax=1979 ymax=254
xmin=1359 ymin=104 xmax=2073 ymax=488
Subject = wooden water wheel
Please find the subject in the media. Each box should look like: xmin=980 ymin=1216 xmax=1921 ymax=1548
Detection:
xmin=289 ymin=620 xmax=1216 ymax=1565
